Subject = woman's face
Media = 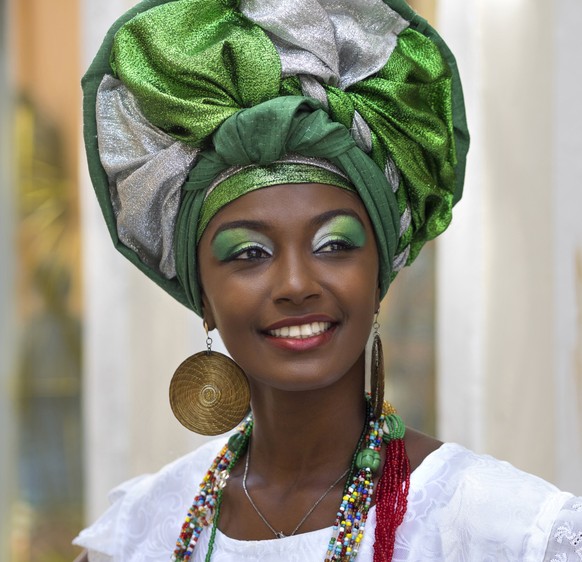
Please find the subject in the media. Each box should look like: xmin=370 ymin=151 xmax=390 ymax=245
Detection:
xmin=198 ymin=183 xmax=380 ymax=392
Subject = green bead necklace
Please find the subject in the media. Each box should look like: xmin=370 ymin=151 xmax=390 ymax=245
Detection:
xmin=172 ymin=399 xmax=407 ymax=562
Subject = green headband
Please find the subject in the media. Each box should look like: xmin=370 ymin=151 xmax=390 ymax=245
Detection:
xmin=82 ymin=0 xmax=469 ymax=315
xmin=176 ymin=96 xmax=400 ymax=314
xmin=196 ymin=160 xmax=355 ymax=242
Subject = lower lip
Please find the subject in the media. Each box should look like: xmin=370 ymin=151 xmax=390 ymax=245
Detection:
xmin=264 ymin=325 xmax=336 ymax=351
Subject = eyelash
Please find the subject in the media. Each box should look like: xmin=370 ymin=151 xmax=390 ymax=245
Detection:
xmin=313 ymin=236 xmax=358 ymax=254
xmin=223 ymin=236 xmax=357 ymax=262
xmin=226 ymin=243 xmax=272 ymax=262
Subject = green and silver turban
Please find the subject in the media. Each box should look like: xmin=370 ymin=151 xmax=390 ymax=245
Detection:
xmin=83 ymin=0 xmax=469 ymax=316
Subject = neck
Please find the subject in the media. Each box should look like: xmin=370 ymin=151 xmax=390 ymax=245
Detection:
xmin=246 ymin=355 xmax=367 ymax=480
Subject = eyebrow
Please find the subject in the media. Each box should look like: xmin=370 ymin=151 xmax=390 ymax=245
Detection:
xmin=211 ymin=209 xmax=365 ymax=243
xmin=211 ymin=220 xmax=268 ymax=244
xmin=311 ymin=209 xmax=365 ymax=229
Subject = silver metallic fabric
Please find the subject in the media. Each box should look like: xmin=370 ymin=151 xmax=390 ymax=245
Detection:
xmin=351 ymin=111 xmax=373 ymax=153
xmin=392 ymin=246 xmax=410 ymax=273
xmin=96 ymin=75 xmax=198 ymax=278
xmin=400 ymin=206 xmax=411 ymax=237
xmin=298 ymin=75 xmax=329 ymax=109
xmin=384 ymin=157 xmax=401 ymax=193
xmin=94 ymin=0 xmax=409 ymax=282
xmin=240 ymin=0 xmax=408 ymax=89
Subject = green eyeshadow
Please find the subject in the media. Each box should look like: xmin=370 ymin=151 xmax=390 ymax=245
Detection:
xmin=312 ymin=215 xmax=367 ymax=252
xmin=211 ymin=228 xmax=272 ymax=261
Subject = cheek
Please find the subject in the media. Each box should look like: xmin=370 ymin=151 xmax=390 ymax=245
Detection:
xmin=347 ymin=255 xmax=381 ymax=330
xmin=348 ymin=271 xmax=378 ymax=330
xmin=324 ymin=258 xmax=379 ymax=321
xmin=205 ymin=282 xmax=268 ymax=374
xmin=202 ymin=268 xmax=265 ymax=334
xmin=349 ymin=248 xmax=380 ymax=302
xmin=199 ymin=251 xmax=231 ymax=329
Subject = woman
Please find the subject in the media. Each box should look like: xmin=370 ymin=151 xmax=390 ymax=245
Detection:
xmin=74 ymin=0 xmax=581 ymax=560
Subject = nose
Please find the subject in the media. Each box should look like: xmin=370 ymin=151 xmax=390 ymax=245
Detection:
xmin=270 ymin=248 xmax=322 ymax=305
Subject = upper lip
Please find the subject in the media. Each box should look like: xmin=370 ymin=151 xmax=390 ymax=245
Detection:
xmin=263 ymin=314 xmax=336 ymax=332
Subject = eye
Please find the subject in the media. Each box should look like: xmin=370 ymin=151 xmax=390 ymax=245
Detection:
xmin=311 ymin=216 xmax=366 ymax=254
xmin=313 ymin=236 xmax=357 ymax=254
xmin=227 ymin=243 xmax=272 ymax=261
xmin=212 ymin=228 xmax=274 ymax=262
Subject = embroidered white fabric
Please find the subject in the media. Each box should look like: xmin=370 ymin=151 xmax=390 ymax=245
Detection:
xmin=73 ymin=440 xmax=577 ymax=562
xmin=543 ymin=497 xmax=582 ymax=561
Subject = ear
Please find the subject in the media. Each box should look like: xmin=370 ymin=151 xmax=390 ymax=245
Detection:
xmin=201 ymin=292 xmax=217 ymax=331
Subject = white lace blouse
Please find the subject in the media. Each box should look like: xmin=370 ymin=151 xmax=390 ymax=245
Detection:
xmin=74 ymin=439 xmax=581 ymax=562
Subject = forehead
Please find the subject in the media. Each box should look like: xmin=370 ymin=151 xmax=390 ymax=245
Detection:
xmin=203 ymin=183 xmax=369 ymax=234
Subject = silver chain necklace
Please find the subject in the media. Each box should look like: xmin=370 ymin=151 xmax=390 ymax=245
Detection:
xmin=242 ymin=439 xmax=350 ymax=539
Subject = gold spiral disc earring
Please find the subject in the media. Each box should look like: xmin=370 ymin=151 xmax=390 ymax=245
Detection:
xmin=169 ymin=322 xmax=250 ymax=435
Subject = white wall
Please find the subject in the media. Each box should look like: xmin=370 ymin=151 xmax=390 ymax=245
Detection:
xmin=435 ymin=1 xmax=487 ymax=452
xmin=552 ymin=0 xmax=582 ymax=491
xmin=437 ymin=0 xmax=582 ymax=494
xmin=80 ymin=0 xmax=209 ymax=522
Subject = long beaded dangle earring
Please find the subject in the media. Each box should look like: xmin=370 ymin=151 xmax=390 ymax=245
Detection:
xmin=370 ymin=312 xmax=385 ymax=421
xmin=368 ymin=311 xmax=411 ymax=562
xmin=169 ymin=321 xmax=250 ymax=435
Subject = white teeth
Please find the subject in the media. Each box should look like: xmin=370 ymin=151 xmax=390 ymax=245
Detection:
xmin=268 ymin=321 xmax=331 ymax=339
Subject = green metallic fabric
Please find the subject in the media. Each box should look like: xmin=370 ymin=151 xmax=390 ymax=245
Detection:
xmin=110 ymin=0 xmax=281 ymax=147
xmin=280 ymin=27 xmax=458 ymax=261
xmin=82 ymin=0 xmax=469 ymax=313
xmin=111 ymin=1 xmax=464 ymax=267
xmin=198 ymin=163 xmax=354 ymax=241
xmin=83 ymin=0 xmax=192 ymax=309
xmin=175 ymin=97 xmax=400 ymax=315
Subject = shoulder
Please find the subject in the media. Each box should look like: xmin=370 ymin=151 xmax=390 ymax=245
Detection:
xmin=404 ymin=427 xmax=442 ymax=473
xmin=73 ymin=438 xmax=226 ymax=562
xmin=396 ymin=442 xmax=575 ymax=561
xmin=411 ymin=442 xmax=571 ymax=527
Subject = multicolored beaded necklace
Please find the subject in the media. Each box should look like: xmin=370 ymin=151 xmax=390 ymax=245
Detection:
xmin=171 ymin=399 xmax=410 ymax=562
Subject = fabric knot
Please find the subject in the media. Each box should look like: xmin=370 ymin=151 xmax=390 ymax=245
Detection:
xmin=83 ymin=0 xmax=469 ymax=314
xmin=175 ymin=96 xmax=399 ymax=314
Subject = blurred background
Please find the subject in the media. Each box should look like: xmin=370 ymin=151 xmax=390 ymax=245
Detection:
xmin=0 ymin=0 xmax=580 ymax=560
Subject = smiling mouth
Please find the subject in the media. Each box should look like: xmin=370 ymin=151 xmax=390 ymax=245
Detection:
xmin=267 ymin=321 xmax=332 ymax=339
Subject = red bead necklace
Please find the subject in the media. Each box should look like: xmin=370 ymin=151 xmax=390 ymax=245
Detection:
xmin=172 ymin=399 xmax=410 ymax=562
